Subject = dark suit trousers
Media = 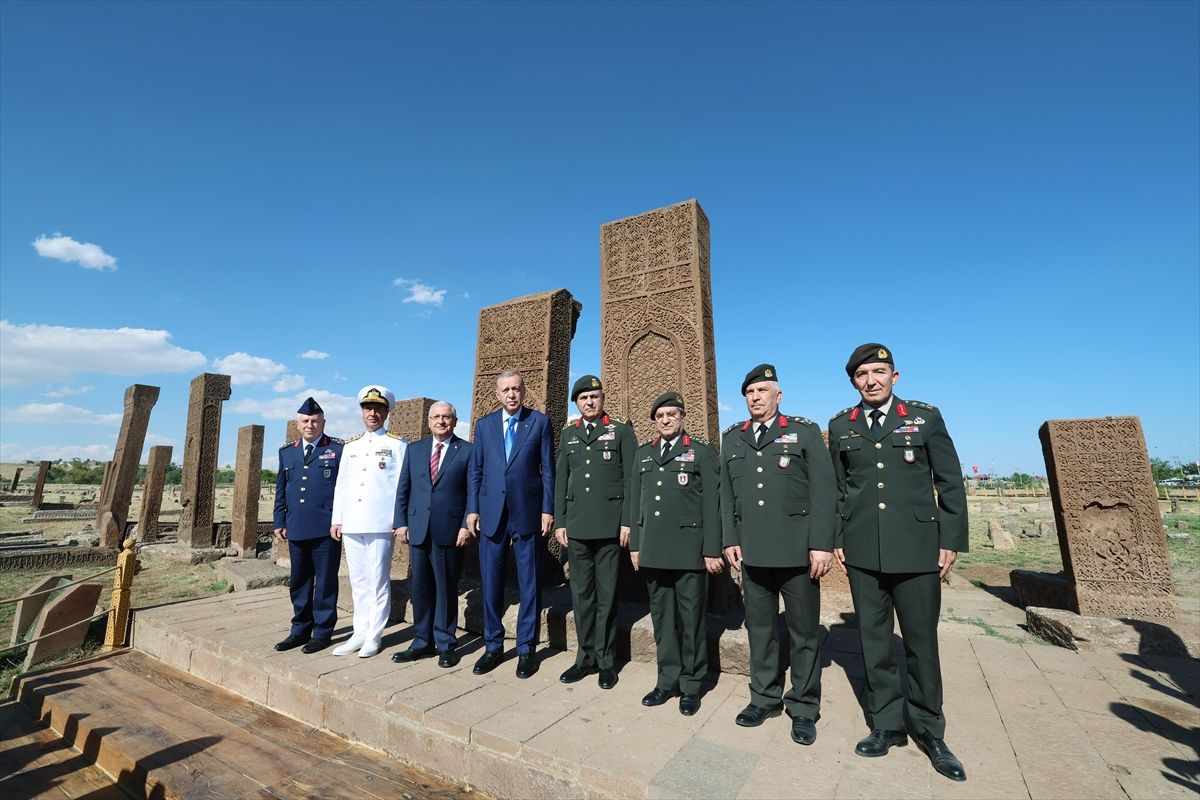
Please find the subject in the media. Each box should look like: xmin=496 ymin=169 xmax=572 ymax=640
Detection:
xmin=743 ymin=564 xmax=821 ymax=719
xmin=644 ymin=567 xmax=708 ymax=694
xmin=410 ymin=538 xmax=464 ymax=652
xmin=478 ymin=507 xmax=541 ymax=654
xmin=847 ymin=565 xmax=945 ymax=738
xmin=568 ymin=537 xmax=619 ymax=669
xmin=288 ymin=536 xmax=341 ymax=639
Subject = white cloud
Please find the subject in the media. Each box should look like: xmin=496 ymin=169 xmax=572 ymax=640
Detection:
xmin=45 ymin=385 xmax=94 ymax=398
xmin=298 ymin=350 xmax=330 ymax=360
xmin=718 ymin=401 xmax=733 ymax=412
xmin=1 ymin=402 xmax=122 ymax=425
xmin=0 ymin=441 xmax=113 ymax=461
xmin=33 ymin=233 xmax=117 ymax=271
xmin=231 ymin=389 xmax=361 ymax=440
xmin=211 ymin=352 xmax=289 ymax=386
xmin=273 ymin=374 xmax=306 ymax=393
xmin=454 ymin=421 xmax=470 ymax=440
xmin=393 ymin=278 xmax=446 ymax=307
xmin=0 ymin=321 xmax=207 ymax=387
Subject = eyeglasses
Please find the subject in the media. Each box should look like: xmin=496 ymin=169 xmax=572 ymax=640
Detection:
xmin=654 ymin=411 xmax=682 ymax=421
xmin=428 ymin=414 xmax=455 ymax=421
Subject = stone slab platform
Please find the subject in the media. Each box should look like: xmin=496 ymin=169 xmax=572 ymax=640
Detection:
xmin=123 ymin=586 xmax=1198 ymax=799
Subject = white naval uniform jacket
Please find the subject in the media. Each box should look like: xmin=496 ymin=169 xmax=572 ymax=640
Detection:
xmin=331 ymin=428 xmax=406 ymax=533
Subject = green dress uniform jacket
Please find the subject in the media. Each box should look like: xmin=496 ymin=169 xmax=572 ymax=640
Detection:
xmin=720 ymin=415 xmax=837 ymax=565
xmin=827 ymin=397 xmax=968 ymax=573
xmin=629 ymin=433 xmax=721 ymax=568
xmin=553 ymin=414 xmax=637 ymax=538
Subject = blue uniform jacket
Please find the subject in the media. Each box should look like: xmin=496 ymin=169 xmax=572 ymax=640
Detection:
xmin=274 ymin=435 xmax=343 ymax=540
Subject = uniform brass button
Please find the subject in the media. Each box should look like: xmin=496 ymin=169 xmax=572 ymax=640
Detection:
xmin=757 ymin=452 xmax=763 ymax=457
xmin=757 ymin=483 xmax=763 ymax=489
xmin=654 ymin=510 xmax=660 ymax=516
xmin=875 ymin=443 xmax=882 ymax=450
xmin=879 ymin=502 xmax=886 ymax=510
xmin=758 ymin=500 xmax=765 ymax=506
xmin=303 ymin=465 xmax=309 ymax=469
xmin=585 ymin=487 xmax=591 ymax=492
xmin=302 ymin=476 xmax=307 ymax=480
xmin=877 ymin=462 xmax=884 ymax=469
xmin=659 ymin=467 xmax=665 ymax=472
xmin=655 ymin=495 xmax=661 ymax=501
xmin=756 ymin=467 xmax=764 ymax=473
xmin=300 ymin=487 xmax=306 ymax=492
xmin=586 ymin=446 xmax=591 ymax=450
xmin=905 ymin=436 xmax=911 ymax=441
xmin=299 ymin=498 xmax=305 ymax=503
xmin=585 ymin=459 xmax=591 ymax=464
xmin=584 ymin=473 xmax=590 ymax=478
xmin=877 ymin=482 xmax=884 ymax=489
xmin=656 ymin=481 xmax=662 ymax=486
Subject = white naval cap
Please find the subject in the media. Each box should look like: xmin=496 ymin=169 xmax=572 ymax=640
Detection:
xmin=357 ymin=385 xmax=395 ymax=410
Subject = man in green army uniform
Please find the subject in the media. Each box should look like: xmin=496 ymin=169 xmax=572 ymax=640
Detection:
xmin=828 ymin=343 xmax=968 ymax=782
xmin=720 ymin=364 xmax=837 ymax=745
xmin=554 ymin=375 xmax=637 ymax=690
xmin=629 ymin=392 xmax=723 ymax=716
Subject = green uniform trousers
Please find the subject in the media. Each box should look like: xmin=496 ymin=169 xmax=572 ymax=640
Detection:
xmin=644 ymin=567 xmax=708 ymax=694
xmin=568 ymin=537 xmax=620 ymax=670
xmin=743 ymin=564 xmax=821 ymax=719
xmin=847 ymin=565 xmax=945 ymax=738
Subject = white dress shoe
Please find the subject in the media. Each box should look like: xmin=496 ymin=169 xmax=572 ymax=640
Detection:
xmin=332 ymin=637 xmax=364 ymax=656
xmin=357 ymin=642 xmax=380 ymax=659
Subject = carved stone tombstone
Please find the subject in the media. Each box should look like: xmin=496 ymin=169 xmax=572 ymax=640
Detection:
xmin=179 ymin=373 xmax=232 ymax=548
xmin=9 ymin=468 xmax=22 ymax=492
xmin=137 ymin=445 xmax=173 ymax=542
xmin=1039 ymin=416 xmax=1177 ymax=618
xmin=97 ymin=384 xmax=160 ymax=547
xmin=231 ymin=425 xmax=265 ymax=557
xmin=600 ymin=199 xmax=719 ymax=444
xmin=388 ymin=397 xmax=435 ymax=443
xmin=30 ymin=460 xmax=51 ymax=509
xmin=23 ymin=583 xmax=103 ymax=670
xmin=284 ymin=420 xmax=300 ymax=444
xmin=469 ymin=289 xmax=581 ymax=439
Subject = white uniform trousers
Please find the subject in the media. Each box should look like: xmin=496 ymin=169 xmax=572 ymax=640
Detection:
xmin=342 ymin=532 xmax=394 ymax=648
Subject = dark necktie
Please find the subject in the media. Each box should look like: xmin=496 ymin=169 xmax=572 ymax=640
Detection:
xmin=304 ymin=443 xmax=313 ymax=460
xmin=661 ymin=441 xmax=670 ymax=460
xmin=755 ymin=424 xmax=767 ymax=444
xmin=430 ymin=442 xmax=443 ymax=483
xmin=585 ymin=422 xmax=595 ymax=438
xmin=869 ymin=409 xmax=883 ymax=429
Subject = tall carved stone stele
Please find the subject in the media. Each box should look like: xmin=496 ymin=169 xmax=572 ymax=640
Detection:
xmin=1039 ymin=416 xmax=1177 ymax=619
xmin=97 ymin=384 xmax=160 ymax=548
xmin=9 ymin=468 xmax=22 ymax=492
xmin=179 ymin=373 xmax=232 ymax=548
xmin=231 ymin=425 xmax=265 ymax=557
xmin=137 ymin=445 xmax=172 ymax=542
xmin=469 ymin=289 xmax=581 ymax=439
xmin=30 ymin=460 xmax=51 ymax=510
xmin=284 ymin=420 xmax=300 ymax=444
xmin=388 ymin=397 xmax=435 ymax=443
xmin=600 ymin=199 xmax=719 ymax=445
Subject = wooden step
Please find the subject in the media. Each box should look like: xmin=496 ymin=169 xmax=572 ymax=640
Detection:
xmin=13 ymin=650 xmax=479 ymax=800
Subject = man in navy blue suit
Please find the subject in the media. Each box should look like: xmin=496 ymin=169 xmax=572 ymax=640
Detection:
xmin=392 ymin=401 xmax=473 ymax=668
xmin=466 ymin=370 xmax=555 ymax=679
xmin=273 ymin=397 xmax=344 ymax=654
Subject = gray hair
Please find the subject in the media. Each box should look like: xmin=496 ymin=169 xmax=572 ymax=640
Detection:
xmin=496 ymin=370 xmax=525 ymax=388
xmin=429 ymin=401 xmax=457 ymax=420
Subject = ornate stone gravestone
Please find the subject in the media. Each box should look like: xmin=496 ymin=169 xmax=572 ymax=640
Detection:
xmin=231 ymin=425 xmax=265 ymax=557
xmin=1038 ymin=416 xmax=1177 ymax=618
xmin=137 ymin=445 xmax=172 ymax=542
xmin=179 ymin=373 xmax=232 ymax=548
xmin=30 ymin=460 xmax=51 ymax=510
xmin=388 ymin=397 xmax=435 ymax=443
xmin=97 ymin=384 xmax=160 ymax=547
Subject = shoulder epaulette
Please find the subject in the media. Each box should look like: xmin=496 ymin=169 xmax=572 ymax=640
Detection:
xmin=562 ymin=419 xmax=575 ymax=430
xmin=722 ymin=422 xmax=741 ymax=436
xmin=279 ymin=439 xmax=298 ymax=451
xmin=908 ymin=400 xmax=936 ymax=411
xmin=343 ymin=432 xmax=365 ymax=444
xmin=790 ymin=416 xmax=815 ymax=427
xmin=329 ymin=437 xmax=345 ymax=444
xmin=640 ymin=437 xmax=656 ymax=447
xmin=387 ymin=431 xmax=406 ymax=441
xmin=609 ymin=414 xmax=628 ymax=424
xmin=830 ymin=406 xmax=856 ymax=422
xmin=688 ymin=434 xmax=709 ymax=445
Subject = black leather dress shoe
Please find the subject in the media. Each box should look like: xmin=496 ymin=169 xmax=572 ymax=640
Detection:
xmin=515 ymin=653 xmax=538 ymax=679
xmin=473 ymin=650 xmax=504 ymax=675
xmin=916 ymin=731 xmax=967 ymax=781
xmin=641 ymin=688 xmax=678 ymax=706
xmin=301 ymin=637 xmax=331 ymax=654
xmin=274 ymin=634 xmax=310 ymax=652
xmin=855 ymin=729 xmax=908 ymax=757
xmin=437 ymin=650 xmax=459 ymax=668
xmin=598 ymin=668 xmax=618 ymax=689
xmin=391 ymin=646 xmax=436 ymax=663
xmin=679 ymin=693 xmax=701 ymax=716
xmin=735 ymin=703 xmax=782 ymax=727
xmin=559 ymin=664 xmax=596 ymax=684
xmin=790 ymin=716 xmax=817 ymax=745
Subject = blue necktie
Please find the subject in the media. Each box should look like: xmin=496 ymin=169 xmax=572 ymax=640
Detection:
xmin=504 ymin=416 xmax=516 ymax=460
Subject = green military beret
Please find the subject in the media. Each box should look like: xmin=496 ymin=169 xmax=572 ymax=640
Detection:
xmin=845 ymin=343 xmax=894 ymax=377
xmin=741 ymin=363 xmax=778 ymax=395
xmin=571 ymin=374 xmax=603 ymax=402
xmin=650 ymin=391 xmax=685 ymax=419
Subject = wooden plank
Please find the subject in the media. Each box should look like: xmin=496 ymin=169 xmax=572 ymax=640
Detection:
xmin=0 ymin=701 xmax=123 ymax=799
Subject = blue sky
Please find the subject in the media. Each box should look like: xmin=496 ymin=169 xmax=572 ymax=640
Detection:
xmin=1 ymin=0 xmax=1197 ymax=475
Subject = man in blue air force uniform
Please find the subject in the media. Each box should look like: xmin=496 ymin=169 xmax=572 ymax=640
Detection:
xmin=273 ymin=397 xmax=344 ymax=654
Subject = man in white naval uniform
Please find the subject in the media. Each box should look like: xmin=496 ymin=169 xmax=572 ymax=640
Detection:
xmin=330 ymin=385 xmax=406 ymax=658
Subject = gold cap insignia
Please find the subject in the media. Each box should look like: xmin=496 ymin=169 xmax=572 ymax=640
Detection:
xmin=364 ymin=388 xmax=385 ymax=402
xmin=877 ymin=348 xmax=888 ymax=359
xmin=591 ymin=378 xmax=600 ymax=387
xmin=764 ymin=368 xmax=773 ymax=378
xmin=675 ymin=394 xmax=683 ymax=403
